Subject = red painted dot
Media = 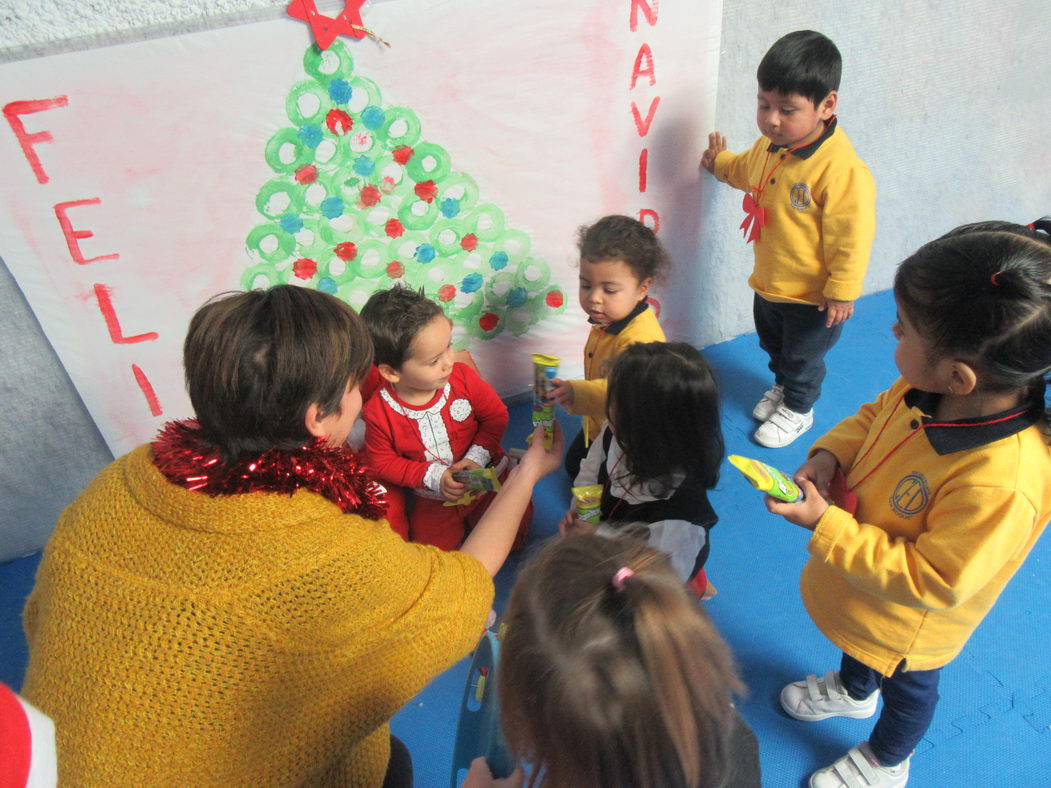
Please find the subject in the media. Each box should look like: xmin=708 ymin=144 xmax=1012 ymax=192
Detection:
xmin=294 ymin=164 xmax=318 ymax=184
xmin=385 ymin=218 xmax=405 ymax=238
xmin=414 ymin=179 xmax=438 ymax=203
xmin=292 ymin=257 xmax=317 ymax=280
xmin=386 ymin=261 xmax=405 ymax=279
xmin=360 ymin=185 xmax=381 ymax=207
xmin=438 ymin=284 xmax=456 ymax=301
xmin=479 ymin=312 xmax=499 ymax=332
xmin=545 ymin=289 xmax=564 ymax=309
xmin=392 ymin=145 xmax=414 ymax=165
xmin=460 ymin=233 xmax=478 ymax=252
xmin=325 ymin=109 xmax=353 ymax=136
xmin=334 ymin=242 xmax=358 ymax=261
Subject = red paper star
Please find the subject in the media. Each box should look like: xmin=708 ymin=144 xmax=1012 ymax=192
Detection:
xmin=287 ymin=0 xmax=366 ymax=49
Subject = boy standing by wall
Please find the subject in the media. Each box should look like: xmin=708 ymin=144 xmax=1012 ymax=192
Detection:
xmin=702 ymin=30 xmax=876 ymax=448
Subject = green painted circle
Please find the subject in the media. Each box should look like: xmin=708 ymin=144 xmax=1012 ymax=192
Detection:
xmin=506 ymin=301 xmax=543 ymax=336
xmin=246 ymin=222 xmax=297 ymax=264
xmin=398 ymin=196 xmax=439 ymax=231
xmin=483 ymin=270 xmax=516 ymax=306
xmin=514 ymin=256 xmax=551 ymax=292
xmin=430 ymin=218 xmax=468 ymax=257
xmin=303 ymin=41 xmax=354 ymax=84
xmin=380 ymin=106 xmax=421 ymax=149
xmin=405 ymin=142 xmax=451 ymax=183
xmin=285 ymin=80 xmax=330 ymax=126
xmin=346 ymin=75 xmax=382 ymax=114
xmin=466 ymin=203 xmax=506 ymax=242
xmin=493 ymin=228 xmax=531 ymax=263
xmin=255 ymin=178 xmax=304 ymax=219
xmin=437 ymin=173 xmax=480 ymax=212
xmin=264 ymin=128 xmax=313 ymax=174
xmin=241 ymin=261 xmax=281 ymax=290
xmin=354 ymin=238 xmax=392 ymax=278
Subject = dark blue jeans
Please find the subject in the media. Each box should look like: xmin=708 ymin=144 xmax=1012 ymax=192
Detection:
xmin=840 ymin=653 xmax=941 ymax=767
xmin=753 ymin=294 xmax=843 ymax=413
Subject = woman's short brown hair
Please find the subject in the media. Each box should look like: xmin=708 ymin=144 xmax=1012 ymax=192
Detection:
xmin=184 ymin=285 xmax=372 ymax=459
xmin=499 ymin=534 xmax=744 ymax=788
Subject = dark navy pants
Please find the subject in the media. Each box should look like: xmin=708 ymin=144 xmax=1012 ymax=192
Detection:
xmin=753 ymin=294 xmax=843 ymax=413
xmin=840 ymin=653 xmax=941 ymax=767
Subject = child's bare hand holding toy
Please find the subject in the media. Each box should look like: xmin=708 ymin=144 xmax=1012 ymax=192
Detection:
xmin=700 ymin=132 xmax=727 ymax=174
xmin=794 ymin=449 xmax=840 ymax=494
xmin=765 ymin=477 xmax=828 ymax=530
xmin=549 ymin=378 xmax=574 ymax=408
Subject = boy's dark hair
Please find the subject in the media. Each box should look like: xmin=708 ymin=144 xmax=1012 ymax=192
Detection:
xmin=757 ymin=30 xmax=841 ymax=107
xmin=184 ymin=285 xmax=372 ymax=460
xmin=894 ymin=218 xmax=1051 ymax=393
xmin=500 ymin=534 xmax=745 ymax=788
xmin=606 ymin=342 xmax=724 ymax=489
xmin=359 ymin=285 xmax=445 ymax=369
xmin=577 ymin=215 xmax=670 ymax=284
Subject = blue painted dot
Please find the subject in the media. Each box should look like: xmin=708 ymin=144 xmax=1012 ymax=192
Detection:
xmin=489 ymin=251 xmax=509 ymax=271
xmin=461 ymin=273 xmax=483 ymax=293
xmin=280 ymin=214 xmax=304 ymax=234
xmin=352 ymin=155 xmax=375 ymax=176
xmin=318 ymin=277 xmax=338 ymax=294
xmin=440 ymin=198 xmax=461 ymax=219
xmin=298 ymin=125 xmax=324 ymax=148
xmin=361 ymin=106 xmax=386 ymax=130
xmin=328 ymin=79 xmax=352 ymax=104
xmin=320 ymin=197 xmax=345 ymax=219
xmin=506 ymin=287 xmax=528 ymax=308
xmin=415 ymin=244 xmax=437 ymax=263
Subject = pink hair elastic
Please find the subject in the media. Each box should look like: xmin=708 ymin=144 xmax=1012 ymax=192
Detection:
xmin=612 ymin=567 xmax=635 ymax=589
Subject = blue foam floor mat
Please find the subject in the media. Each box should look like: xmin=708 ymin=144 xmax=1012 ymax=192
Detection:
xmin=3 ymin=288 xmax=1049 ymax=785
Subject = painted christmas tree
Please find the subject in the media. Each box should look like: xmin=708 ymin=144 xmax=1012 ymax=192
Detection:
xmin=243 ymin=41 xmax=566 ymax=345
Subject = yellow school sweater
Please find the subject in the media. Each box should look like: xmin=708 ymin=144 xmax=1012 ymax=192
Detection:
xmin=22 ymin=444 xmax=492 ymax=787
xmin=713 ymin=119 xmax=876 ymax=305
xmin=567 ymin=302 xmax=665 ymax=442
xmin=801 ymin=378 xmax=1051 ymax=675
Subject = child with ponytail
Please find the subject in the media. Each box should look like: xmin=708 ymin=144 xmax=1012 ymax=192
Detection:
xmin=464 ymin=533 xmax=760 ymax=788
xmin=766 ymin=218 xmax=1051 ymax=788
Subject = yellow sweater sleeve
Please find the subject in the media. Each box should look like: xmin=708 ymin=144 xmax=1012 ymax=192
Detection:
xmin=818 ymin=161 xmax=877 ymax=302
xmin=810 ymin=485 xmax=1039 ymax=611
xmin=713 ymin=140 xmax=763 ymax=192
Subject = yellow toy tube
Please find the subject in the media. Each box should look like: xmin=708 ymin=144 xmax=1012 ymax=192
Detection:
xmin=571 ymin=484 xmax=603 ymax=524
xmin=531 ymin=353 xmax=560 ymax=449
xmin=728 ymin=455 xmax=804 ymax=503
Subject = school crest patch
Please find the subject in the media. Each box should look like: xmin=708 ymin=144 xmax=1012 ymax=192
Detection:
xmin=790 ymin=182 xmax=812 ymax=210
xmin=889 ymin=472 xmax=929 ymax=518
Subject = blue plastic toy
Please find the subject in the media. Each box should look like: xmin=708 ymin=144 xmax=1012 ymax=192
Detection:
xmin=450 ymin=630 xmax=515 ymax=786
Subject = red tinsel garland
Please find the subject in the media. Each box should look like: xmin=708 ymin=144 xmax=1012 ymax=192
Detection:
xmin=151 ymin=420 xmax=387 ymax=520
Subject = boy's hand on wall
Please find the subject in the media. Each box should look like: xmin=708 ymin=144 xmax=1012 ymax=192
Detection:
xmin=700 ymin=132 xmax=727 ymax=174
xmin=549 ymin=378 xmax=574 ymax=408
xmin=819 ymin=298 xmax=854 ymax=327
xmin=765 ymin=478 xmax=828 ymax=531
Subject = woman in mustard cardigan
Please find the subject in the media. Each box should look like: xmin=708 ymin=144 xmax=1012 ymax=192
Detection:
xmin=22 ymin=285 xmax=561 ymax=787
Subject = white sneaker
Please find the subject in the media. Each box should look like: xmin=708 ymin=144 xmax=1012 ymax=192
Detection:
xmin=809 ymin=742 xmax=909 ymax=788
xmin=781 ymin=670 xmax=879 ymax=721
xmin=751 ymin=384 xmax=785 ymax=421
xmin=754 ymin=404 xmax=814 ymax=448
